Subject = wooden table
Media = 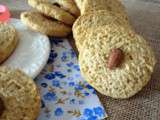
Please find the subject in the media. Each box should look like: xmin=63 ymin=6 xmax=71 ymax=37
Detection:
xmin=1 ymin=0 xmax=160 ymax=119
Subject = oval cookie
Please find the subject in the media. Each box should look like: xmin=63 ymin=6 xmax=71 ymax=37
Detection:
xmin=21 ymin=11 xmax=71 ymax=37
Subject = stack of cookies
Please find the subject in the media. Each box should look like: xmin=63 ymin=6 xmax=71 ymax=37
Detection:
xmin=73 ymin=0 xmax=156 ymax=99
xmin=0 ymin=23 xmax=41 ymax=120
xmin=21 ymin=0 xmax=80 ymax=37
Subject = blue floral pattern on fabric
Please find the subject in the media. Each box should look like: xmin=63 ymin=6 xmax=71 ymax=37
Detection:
xmin=36 ymin=38 xmax=107 ymax=120
xmin=55 ymin=108 xmax=64 ymax=116
xmin=47 ymin=50 xmax=58 ymax=64
xmin=84 ymin=109 xmax=93 ymax=117
xmin=94 ymin=107 xmax=105 ymax=117
xmin=43 ymin=92 xmax=57 ymax=101
xmin=52 ymin=80 xmax=61 ymax=87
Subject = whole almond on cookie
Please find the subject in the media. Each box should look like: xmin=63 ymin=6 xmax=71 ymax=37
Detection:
xmin=108 ymin=48 xmax=124 ymax=70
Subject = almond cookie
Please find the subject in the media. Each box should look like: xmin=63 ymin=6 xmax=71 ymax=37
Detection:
xmin=79 ymin=25 xmax=156 ymax=99
xmin=0 ymin=67 xmax=40 ymax=120
xmin=80 ymin=0 xmax=128 ymax=16
xmin=73 ymin=10 xmax=130 ymax=51
xmin=0 ymin=23 xmax=19 ymax=64
xmin=28 ymin=0 xmax=76 ymax=25
xmin=21 ymin=11 xmax=71 ymax=37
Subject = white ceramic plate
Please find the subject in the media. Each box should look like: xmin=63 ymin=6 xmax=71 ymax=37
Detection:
xmin=2 ymin=18 xmax=50 ymax=78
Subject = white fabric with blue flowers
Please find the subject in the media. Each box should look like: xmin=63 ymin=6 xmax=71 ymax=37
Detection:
xmin=36 ymin=38 xmax=107 ymax=120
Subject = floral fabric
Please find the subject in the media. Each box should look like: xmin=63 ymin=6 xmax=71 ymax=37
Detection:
xmin=36 ymin=38 xmax=107 ymax=120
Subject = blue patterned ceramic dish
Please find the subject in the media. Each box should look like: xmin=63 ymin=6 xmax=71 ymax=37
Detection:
xmin=36 ymin=38 xmax=107 ymax=120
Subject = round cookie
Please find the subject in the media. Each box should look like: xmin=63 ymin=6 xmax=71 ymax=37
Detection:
xmin=0 ymin=67 xmax=40 ymax=120
xmin=21 ymin=11 xmax=71 ymax=37
xmin=28 ymin=0 xmax=76 ymax=25
xmin=80 ymin=0 xmax=128 ymax=16
xmin=79 ymin=25 xmax=156 ymax=99
xmin=73 ymin=10 xmax=130 ymax=51
xmin=0 ymin=23 xmax=19 ymax=64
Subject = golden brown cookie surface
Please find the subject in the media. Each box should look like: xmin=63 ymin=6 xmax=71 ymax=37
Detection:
xmin=79 ymin=0 xmax=127 ymax=16
xmin=79 ymin=25 xmax=156 ymax=99
xmin=53 ymin=0 xmax=80 ymax=17
xmin=0 ymin=67 xmax=40 ymax=120
xmin=0 ymin=23 xmax=19 ymax=64
xmin=28 ymin=0 xmax=76 ymax=25
xmin=21 ymin=11 xmax=71 ymax=37
xmin=73 ymin=10 xmax=130 ymax=51
xmin=30 ymin=0 xmax=80 ymax=17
